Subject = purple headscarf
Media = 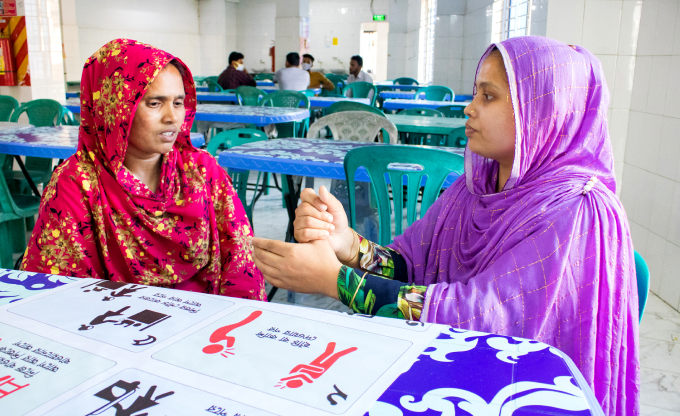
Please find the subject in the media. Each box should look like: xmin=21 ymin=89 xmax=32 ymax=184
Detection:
xmin=390 ymin=36 xmax=639 ymax=415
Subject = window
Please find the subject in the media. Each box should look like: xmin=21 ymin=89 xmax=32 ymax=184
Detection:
xmin=418 ymin=0 xmax=437 ymax=85
xmin=492 ymin=0 xmax=531 ymax=43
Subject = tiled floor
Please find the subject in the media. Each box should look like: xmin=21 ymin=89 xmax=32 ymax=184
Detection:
xmin=248 ymin=172 xmax=680 ymax=415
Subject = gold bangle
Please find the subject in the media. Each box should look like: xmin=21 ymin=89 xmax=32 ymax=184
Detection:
xmin=344 ymin=228 xmax=360 ymax=265
xmin=348 ymin=271 xmax=368 ymax=311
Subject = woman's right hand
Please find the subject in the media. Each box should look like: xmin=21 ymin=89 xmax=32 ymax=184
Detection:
xmin=294 ymin=186 xmax=357 ymax=263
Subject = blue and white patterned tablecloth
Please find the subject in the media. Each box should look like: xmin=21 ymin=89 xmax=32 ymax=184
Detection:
xmin=384 ymin=99 xmax=471 ymax=111
xmin=0 ymin=270 xmax=603 ymax=416
xmin=195 ymin=93 xmax=369 ymax=108
xmin=0 ymin=126 xmax=205 ymax=158
xmin=218 ymin=138 xmax=463 ymax=186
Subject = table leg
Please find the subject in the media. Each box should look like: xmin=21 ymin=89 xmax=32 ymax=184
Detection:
xmin=15 ymin=156 xmax=40 ymax=198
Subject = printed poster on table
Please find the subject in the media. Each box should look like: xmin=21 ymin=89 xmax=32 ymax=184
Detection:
xmin=0 ymin=322 xmax=115 ymax=416
xmin=153 ymin=306 xmax=413 ymax=414
xmin=8 ymin=279 xmax=234 ymax=352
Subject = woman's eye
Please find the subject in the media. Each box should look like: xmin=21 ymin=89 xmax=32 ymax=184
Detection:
xmin=485 ymin=94 xmax=493 ymax=101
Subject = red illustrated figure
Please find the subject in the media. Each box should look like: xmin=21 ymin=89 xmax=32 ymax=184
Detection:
xmin=202 ymin=310 xmax=262 ymax=357
xmin=277 ymin=342 xmax=357 ymax=389
xmin=0 ymin=375 xmax=29 ymax=399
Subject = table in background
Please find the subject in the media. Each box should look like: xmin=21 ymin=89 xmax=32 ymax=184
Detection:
xmin=256 ymin=81 xmax=275 ymax=87
xmin=375 ymin=83 xmax=428 ymax=90
xmin=65 ymin=92 xmax=78 ymax=98
xmin=386 ymin=114 xmax=466 ymax=136
xmin=0 ymin=270 xmax=604 ymax=416
xmin=195 ymin=93 xmax=369 ymax=108
xmin=196 ymin=86 xmax=323 ymax=95
xmin=384 ymin=99 xmax=470 ymax=111
xmin=380 ymin=91 xmax=473 ymax=100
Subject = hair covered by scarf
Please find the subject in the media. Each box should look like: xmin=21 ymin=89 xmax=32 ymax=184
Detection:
xmin=22 ymin=39 xmax=266 ymax=300
xmin=390 ymin=36 xmax=639 ymax=415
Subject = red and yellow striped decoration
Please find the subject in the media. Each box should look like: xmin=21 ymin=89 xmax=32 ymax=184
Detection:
xmin=9 ymin=17 xmax=28 ymax=86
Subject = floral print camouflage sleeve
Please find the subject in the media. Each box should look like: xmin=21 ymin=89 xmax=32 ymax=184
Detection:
xmin=336 ymin=232 xmax=427 ymax=321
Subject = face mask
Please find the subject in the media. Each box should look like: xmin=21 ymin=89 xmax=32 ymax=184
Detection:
xmin=235 ymin=64 xmax=244 ymax=71
xmin=302 ymin=63 xmax=312 ymax=71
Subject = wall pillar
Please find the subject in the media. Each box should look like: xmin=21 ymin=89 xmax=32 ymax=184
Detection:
xmin=274 ymin=0 xmax=309 ymax=71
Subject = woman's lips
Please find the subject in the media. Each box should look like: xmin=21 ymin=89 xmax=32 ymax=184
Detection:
xmin=465 ymin=123 xmax=476 ymax=137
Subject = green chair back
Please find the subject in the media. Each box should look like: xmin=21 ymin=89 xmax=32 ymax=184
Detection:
xmin=260 ymin=91 xmax=310 ymax=138
xmin=11 ymin=99 xmax=62 ymax=126
xmin=325 ymin=74 xmax=345 ymax=95
xmin=343 ymin=82 xmax=378 ymax=106
xmin=437 ymin=105 xmax=467 ymax=118
xmin=634 ymin=251 xmax=649 ymax=323
xmin=235 ymin=86 xmax=267 ymax=106
xmin=442 ymin=126 xmax=467 ymax=148
xmin=327 ymin=101 xmax=385 ymax=117
xmin=0 ymin=96 xmax=18 ymax=122
xmin=345 ymin=146 xmax=464 ymax=245
xmin=206 ymin=129 xmax=268 ymax=225
xmin=60 ymin=106 xmax=79 ymax=126
xmin=393 ymin=77 xmax=419 ymax=85
xmin=399 ymin=108 xmax=444 ymax=117
xmin=254 ymin=73 xmax=274 ymax=81
xmin=205 ymin=79 xmax=224 ymax=92
xmin=205 ymin=76 xmax=219 ymax=84
xmin=417 ymin=86 xmax=454 ymax=101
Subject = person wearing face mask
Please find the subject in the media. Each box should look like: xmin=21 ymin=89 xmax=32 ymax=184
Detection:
xmin=21 ymin=39 xmax=266 ymax=301
xmin=217 ymin=51 xmax=256 ymax=90
xmin=302 ymin=54 xmax=334 ymax=91
xmin=273 ymin=52 xmax=310 ymax=91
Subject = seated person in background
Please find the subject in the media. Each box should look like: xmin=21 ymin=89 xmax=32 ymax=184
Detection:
xmin=274 ymin=52 xmax=310 ymax=91
xmin=217 ymin=51 xmax=256 ymax=90
xmin=22 ymin=39 xmax=266 ymax=301
xmin=251 ymin=36 xmax=639 ymax=415
xmin=302 ymin=54 xmax=335 ymax=91
xmin=347 ymin=55 xmax=373 ymax=84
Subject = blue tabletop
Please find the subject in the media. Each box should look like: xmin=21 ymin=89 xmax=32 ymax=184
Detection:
xmin=0 ymin=271 xmax=603 ymax=416
xmin=380 ymin=91 xmax=472 ymax=101
xmin=0 ymin=126 xmax=205 ymax=158
xmin=195 ymin=93 xmax=369 ymax=108
xmin=196 ymin=86 xmax=323 ymax=95
xmin=376 ymin=83 xmax=426 ymax=90
xmin=65 ymin=92 xmax=78 ymax=98
xmin=256 ymin=81 xmax=275 ymax=87
xmin=218 ymin=138 xmax=463 ymax=187
xmin=384 ymin=99 xmax=471 ymax=111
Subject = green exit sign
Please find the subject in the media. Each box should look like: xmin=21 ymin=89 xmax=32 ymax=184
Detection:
xmin=373 ymin=15 xmax=386 ymax=21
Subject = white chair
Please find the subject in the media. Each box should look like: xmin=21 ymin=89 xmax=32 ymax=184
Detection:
xmin=307 ymin=111 xmax=398 ymax=143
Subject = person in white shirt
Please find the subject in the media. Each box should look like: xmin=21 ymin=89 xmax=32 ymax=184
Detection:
xmin=273 ymin=53 xmax=310 ymax=91
xmin=346 ymin=55 xmax=373 ymax=98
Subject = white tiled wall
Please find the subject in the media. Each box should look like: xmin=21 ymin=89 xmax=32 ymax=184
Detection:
xmin=236 ymin=0 xmax=276 ymax=73
xmin=25 ymin=0 xmax=66 ymax=102
xmin=198 ymin=0 xmax=237 ymax=77
xmin=618 ymin=0 xmax=680 ymax=312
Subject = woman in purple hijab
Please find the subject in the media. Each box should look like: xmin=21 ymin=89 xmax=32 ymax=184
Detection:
xmin=251 ymin=36 xmax=640 ymax=415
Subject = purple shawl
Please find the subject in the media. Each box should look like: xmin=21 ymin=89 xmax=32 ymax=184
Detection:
xmin=390 ymin=36 xmax=639 ymax=415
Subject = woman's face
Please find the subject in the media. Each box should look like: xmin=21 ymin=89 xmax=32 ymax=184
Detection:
xmin=127 ymin=64 xmax=186 ymax=159
xmin=464 ymin=50 xmax=516 ymax=167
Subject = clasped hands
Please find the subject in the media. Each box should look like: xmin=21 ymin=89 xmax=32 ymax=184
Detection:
xmin=250 ymin=186 xmax=357 ymax=300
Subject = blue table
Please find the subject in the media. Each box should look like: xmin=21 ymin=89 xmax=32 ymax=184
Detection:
xmin=384 ymin=99 xmax=470 ymax=111
xmin=0 ymin=126 xmax=205 ymax=158
xmin=256 ymin=81 xmax=275 ymax=87
xmin=380 ymin=91 xmax=473 ymax=101
xmin=0 ymin=270 xmax=603 ymax=416
xmin=376 ymin=83 xmax=427 ymax=90
xmin=65 ymin=92 xmax=78 ymax=98
xmin=195 ymin=93 xmax=369 ymax=108
xmin=196 ymin=86 xmax=323 ymax=95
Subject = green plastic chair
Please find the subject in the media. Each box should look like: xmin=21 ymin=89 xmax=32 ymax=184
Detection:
xmin=207 ymin=129 xmax=268 ymax=225
xmin=399 ymin=108 xmax=444 ymax=117
xmin=437 ymin=105 xmax=467 ymax=118
xmin=204 ymin=76 xmax=219 ymax=84
xmin=235 ymin=86 xmax=267 ymax=106
xmin=634 ymin=250 xmax=649 ymax=323
xmin=417 ymin=86 xmax=454 ymax=101
xmin=344 ymin=146 xmax=464 ymax=245
xmin=8 ymin=99 xmax=63 ymax=193
xmin=325 ymin=74 xmax=345 ymax=95
xmin=393 ymin=77 xmax=419 ymax=85
xmin=260 ymin=91 xmax=310 ymax=138
xmin=205 ymin=79 xmax=224 ymax=92
xmin=343 ymin=82 xmax=378 ymax=107
xmin=0 ymin=154 xmax=41 ymax=268
xmin=442 ymin=126 xmax=467 ymax=148
xmin=254 ymin=73 xmax=274 ymax=81
xmin=0 ymin=96 xmax=18 ymax=121
xmin=327 ymin=101 xmax=385 ymax=117
xmin=60 ymin=106 xmax=79 ymax=126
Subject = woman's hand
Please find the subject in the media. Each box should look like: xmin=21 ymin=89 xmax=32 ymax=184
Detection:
xmin=294 ymin=186 xmax=356 ymax=263
xmin=251 ymin=237 xmax=342 ymax=300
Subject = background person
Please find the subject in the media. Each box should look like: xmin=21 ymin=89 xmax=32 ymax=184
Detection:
xmin=273 ymin=52 xmax=310 ymax=91
xmin=217 ymin=51 xmax=256 ymax=90
xmin=347 ymin=55 xmax=373 ymax=84
xmin=302 ymin=54 xmax=334 ymax=91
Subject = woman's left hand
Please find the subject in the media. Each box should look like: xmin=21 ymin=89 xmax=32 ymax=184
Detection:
xmin=250 ymin=237 xmax=342 ymax=300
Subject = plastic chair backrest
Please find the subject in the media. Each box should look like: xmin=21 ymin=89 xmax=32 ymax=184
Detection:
xmin=326 ymin=74 xmax=345 ymax=94
xmin=206 ymin=128 xmax=268 ymax=156
xmin=393 ymin=77 xmax=419 ymax=85
xmin=260 ymin=90 xmax=310 ymax=109
xmin=205 ymin=79 xmax=224 ymax=92
xmin=254 ymin=73 xmax=274 ymax=81
xmin=634 ymin=250 xmax=649 ymax=322
xmin=437 ymin=105 xmax=467 ymax=118
xmin=308 ymin=111 xmax=397 ymax=144
xmin=399 ymin=108 xmax=444 ymax=117
xmin=327 ymin=101 xmax=385 ymax=117
xmin=60 ymin=106 xmax=79 ymax=126
xmin=345 ymin=146 xmax=464 ymax=245
xmin=10 ymin=99 xmax=62 ymax=126
xmin=236 ymin=86 xmax=267 ymax=106
xmin=443 ymin=126 xmax=467 ymax=148
xmin=343 ymin=82 xmax=378 ymax=106
xmin=417 ymin=86 xmax=454 ymax=101
xmin=0 ymin=96 xmax=18 ymax=122
xmin=205 ymin=76 xmax=219 ymax=84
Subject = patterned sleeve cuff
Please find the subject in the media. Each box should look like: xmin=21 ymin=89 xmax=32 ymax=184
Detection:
xmin=357 ymin=234 xmax=397 ymax=278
